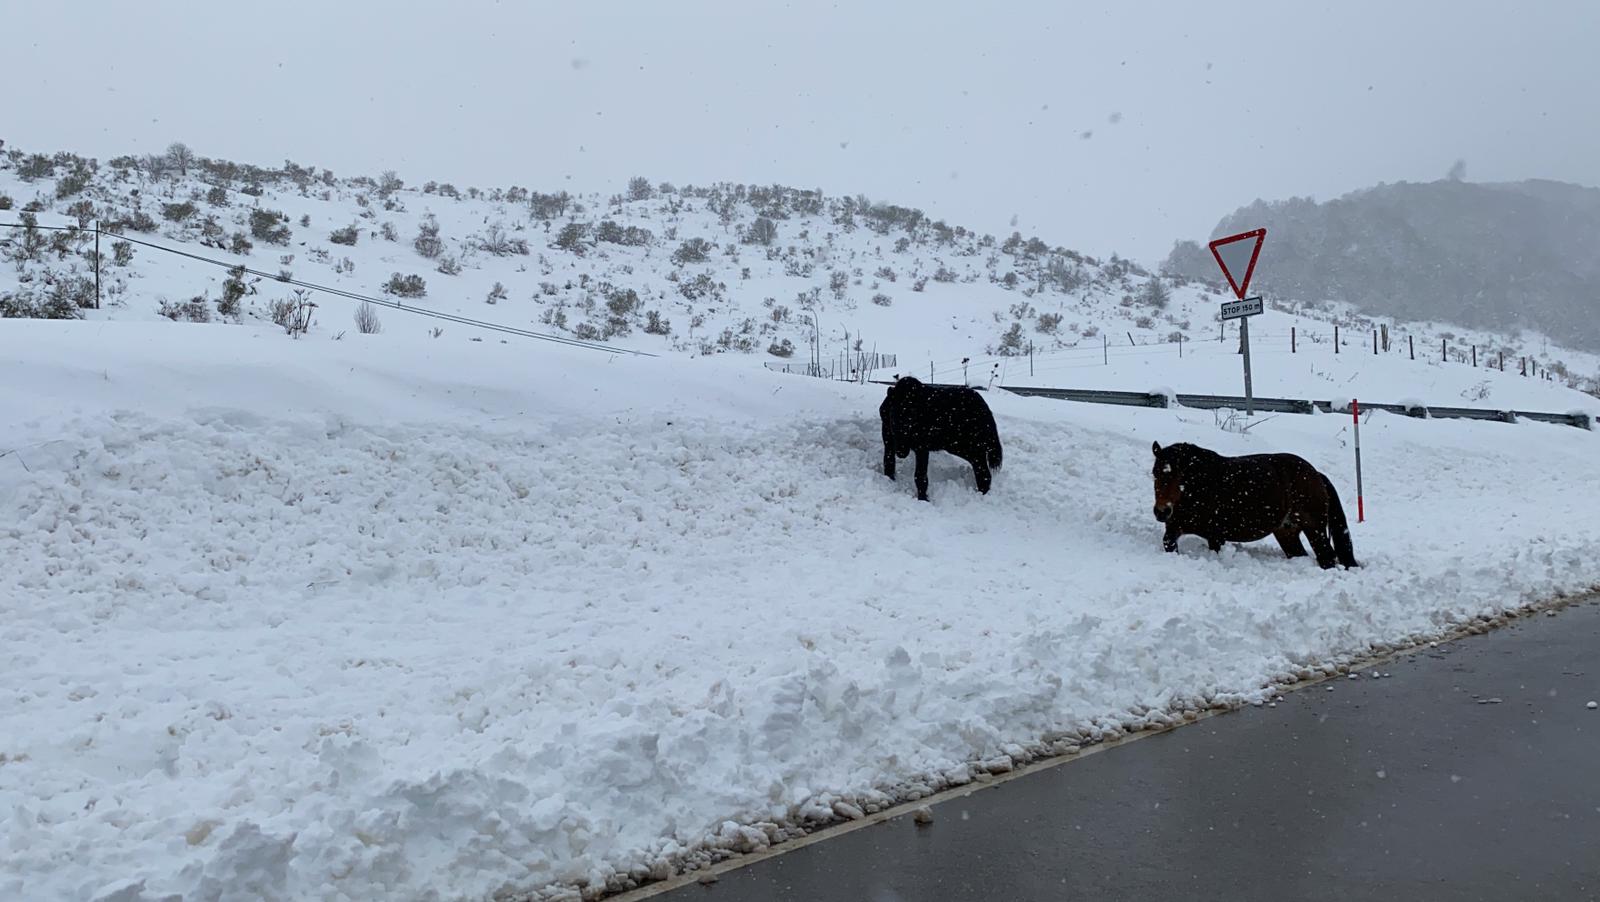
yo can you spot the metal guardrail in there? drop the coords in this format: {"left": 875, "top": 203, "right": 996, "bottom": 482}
{"left": 867, "top": 381, "right": 1595, "bottom": 430}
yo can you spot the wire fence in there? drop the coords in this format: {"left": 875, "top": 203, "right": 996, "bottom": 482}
{"left": 763, "top": 351, "right": 897, "bottom": 382}
{"left": 921, "top": 324, "right": 1574, "bottom": 387}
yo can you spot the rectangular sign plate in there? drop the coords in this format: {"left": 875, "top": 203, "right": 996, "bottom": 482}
{"left": 1220, "top": 296, "right": 1263, "bottom": 320}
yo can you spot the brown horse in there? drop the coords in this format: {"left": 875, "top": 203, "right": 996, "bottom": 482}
{"left": 1151, "top": 441, "right": 1359, "bottom": 569}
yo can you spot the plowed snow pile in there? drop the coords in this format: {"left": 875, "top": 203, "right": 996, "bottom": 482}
{"left": 4, "top": 321, "right": 1598, "bottom": 901}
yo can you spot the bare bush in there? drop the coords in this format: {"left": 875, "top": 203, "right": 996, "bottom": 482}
{"left": 355, "top": 301, "right": 383, "bottom": 334}
{"left": 271, "top": 288, "right": 316, "bottom": 337}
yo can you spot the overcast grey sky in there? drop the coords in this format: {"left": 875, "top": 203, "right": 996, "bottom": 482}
{"left": 8, "top": 1, "right": 1598, "bottom": 262}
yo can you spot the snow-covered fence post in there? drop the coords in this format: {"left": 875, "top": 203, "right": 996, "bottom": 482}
{"left": 1334, "top": 325, "right": 1339, "bottom": 354}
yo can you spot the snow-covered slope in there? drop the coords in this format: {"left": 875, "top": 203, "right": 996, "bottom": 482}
{"left": 4, "top": 143, "right": 1598, "bottom": 408}
{"left": 4, "top": 319, "right": 1599, "bottom": 901}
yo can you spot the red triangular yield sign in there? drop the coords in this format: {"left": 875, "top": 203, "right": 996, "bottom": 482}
{"left": 1208, "top": 228, "right": 1266, "bottom": 299}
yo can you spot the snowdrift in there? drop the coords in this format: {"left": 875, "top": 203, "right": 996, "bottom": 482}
{"left": 4, "top": 321, "right": 1599, "bottom": 901}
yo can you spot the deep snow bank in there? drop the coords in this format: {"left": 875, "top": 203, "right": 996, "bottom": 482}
{"left": 3, "top": 321, "right": 1598, "bottom": 901}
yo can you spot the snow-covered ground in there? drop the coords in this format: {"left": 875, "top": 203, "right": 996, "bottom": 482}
{"left": 5, "top": 318, "right": 1600, "bottom": 901}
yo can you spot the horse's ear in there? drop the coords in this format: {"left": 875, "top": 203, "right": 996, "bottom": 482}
{"left": 1152, "top": 441, "right": 1162, "bottom": 456}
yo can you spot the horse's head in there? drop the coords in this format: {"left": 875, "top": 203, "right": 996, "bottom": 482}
{"left": 1150, "top": 440, "right": 1188, "bottom": 522}
{"left": 882, "top": 376, "right": 925, "bottom": 432}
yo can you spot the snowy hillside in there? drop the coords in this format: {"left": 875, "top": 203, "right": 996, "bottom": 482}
{"left": 3, "top": 142, "right": 1598, "bottom": 407}
{"left": 5, "top": 318, "right": 1600, "bottom": 901}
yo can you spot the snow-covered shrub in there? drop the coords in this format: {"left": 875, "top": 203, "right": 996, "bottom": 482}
{"left": 413, "top": 215, "right": 443, "bottom": 259}
{"left": 217, "top": 265, "right": 249, "bottom": 319}
{"left": 162, "top": 202, "right": 197, "bottom": 223}
{"left": 249, "top": 209, "right": 291, "bottom": 245}
{"left": 329, "top": 224, "right": 359, "bottom": 246}
{"left": 554, "top": 222, "right": 589, "bottom": 255}
{"left": 383, "top": 273, "right": 426, "bottom": 298}
{"left": 672, "top": 238, "right": 712, "bottom": 265}
{"left": 159, "top": 295, "right": 212, "bottom": 323}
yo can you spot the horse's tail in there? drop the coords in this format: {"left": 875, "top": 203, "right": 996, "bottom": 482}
{"left": 985, "top": 413, "right": 1003, "bottom": 469}
{"left": 1320, "top": 473, "right": 1360, "bottom": 568}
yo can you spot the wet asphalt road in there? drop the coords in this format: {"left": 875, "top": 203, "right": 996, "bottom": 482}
{"left": 679, "top": 599, "right": 1600, "bottom": 902}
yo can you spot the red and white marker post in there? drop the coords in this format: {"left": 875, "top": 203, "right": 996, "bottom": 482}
{"left": 1352, "top": 398, "right": 1365, "bottom": 522}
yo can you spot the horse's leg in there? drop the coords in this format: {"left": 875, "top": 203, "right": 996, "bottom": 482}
{"left": 914, "top": 448, "right": 931, "bottom": 501}
{"left": 883, "top": 443, "right": 896, "bottom": 480}
{"left": 1162, "top": 522, "right": 1181, "bottom": 552}
{"left": 1206, "top": 536, "right": 1224, "bottom": 553}
{"left": 1302, "top": 520, "right": 1338, "bottom": 569}
{"left": 1274, "top": 528, "right": 1309, "bottom": 559}
{"left": 971, "top": 457, "right": 992, "bottom": 494}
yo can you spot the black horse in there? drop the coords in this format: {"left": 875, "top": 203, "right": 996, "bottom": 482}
{"left": 880, "top": 377, "right": 1003, "bottom": 501}
{"left": 1151, "top": 441, "right": 1359, "bottom": 569}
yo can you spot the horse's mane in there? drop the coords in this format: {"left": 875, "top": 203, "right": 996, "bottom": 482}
{"left": 1162, "top": 442, "right": 1223, "bottom": 467}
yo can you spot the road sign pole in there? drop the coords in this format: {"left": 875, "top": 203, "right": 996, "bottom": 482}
{"left": 1241, "top": 315, "right": 1254, "bottom": 416}
{"left": 1208, "top": 229, "right": 1266, "bottom": 416}
{"left": 1352, "top": 398, "right": 1364, "bottom": 523}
